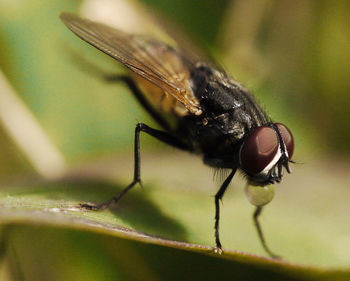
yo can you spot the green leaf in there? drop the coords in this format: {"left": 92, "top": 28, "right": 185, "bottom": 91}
{"left": 0, "top": 158, "right": 349, "bottom": 281}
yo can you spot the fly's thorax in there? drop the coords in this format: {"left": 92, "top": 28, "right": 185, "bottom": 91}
{"left": 182, "top": 108, "right": 266, "bottom": 170}
{"left": 238, "top": 123, "right": 294, "bottom": 186}
{"left": 190, "top": 65, "right": 269, "bottom": 134}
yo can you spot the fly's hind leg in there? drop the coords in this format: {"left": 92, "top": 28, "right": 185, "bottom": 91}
{"left": 81, "top": 123, "right": 190, "bottom": 210}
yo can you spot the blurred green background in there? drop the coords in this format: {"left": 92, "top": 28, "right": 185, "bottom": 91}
{"left": 0, "top": 0, "right": 350, "bottom": 280}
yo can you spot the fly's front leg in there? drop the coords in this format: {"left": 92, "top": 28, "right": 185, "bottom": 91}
{"left": 81, "top": 123, "right": 189, "bottom": 210}
{"left": 253, "top": 206, "right": 280, "bottom": 259}
{"left": 214, "top": 168, "right": 236, "bottom": 253}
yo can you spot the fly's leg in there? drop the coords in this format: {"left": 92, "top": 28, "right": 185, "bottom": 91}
{"left": 253, "top": 206, "right": 280, "bottom": 259}
{"left": 81, "top": 123, "right": 189, "bottom": 210}
{"left": 214, "top": 169, "right": 236, "bottom": 253}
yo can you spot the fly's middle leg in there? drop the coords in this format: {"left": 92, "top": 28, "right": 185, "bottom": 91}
{"left": 80, "top": 123, "right": 189, "bottom": 210}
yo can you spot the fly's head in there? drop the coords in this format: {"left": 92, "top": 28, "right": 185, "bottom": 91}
{"left": 239, "top": 123, "right": 294, "bottom": 187}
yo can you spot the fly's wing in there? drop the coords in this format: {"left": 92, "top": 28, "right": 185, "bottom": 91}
{"left": 60, "top": 12, "right": 203, "bottom": 115}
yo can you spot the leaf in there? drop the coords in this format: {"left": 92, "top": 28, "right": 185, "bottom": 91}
{"left": 0, "top": 166, "right": 349, "bottom": 281}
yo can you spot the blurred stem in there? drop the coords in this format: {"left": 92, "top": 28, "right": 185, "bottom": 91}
{"left": 0, "top": 70, "right": 67, "bottom": 179}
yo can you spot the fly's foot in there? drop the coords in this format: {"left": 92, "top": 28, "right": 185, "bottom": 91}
{"left": 79, "top": 197, "right": 115, "bottom": 210}
{"left": 213, "top": 246, "right": 223, "bottom": 255}
{"left": 79, "top": 202, "right": 102, "bottom": 211}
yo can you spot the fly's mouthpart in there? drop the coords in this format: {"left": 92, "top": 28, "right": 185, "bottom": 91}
{"left": 284, "top": 161, "right": 291, "bottom": 173}
{"left": 282, "top": 154, "right": 291, "bottom": 174}
{"left": 277, "top": 162, "right": 283, "bottom": 178}
{"left": 268, "top": 153, "right": 291, "bottom": 184}
{"left": 268, "top": 165, "right": 281, "bottom": 184}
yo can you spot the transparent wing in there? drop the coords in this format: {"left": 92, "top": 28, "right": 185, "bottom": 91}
{"left": 60, "top": 12, "right": 202, "bottom": 115}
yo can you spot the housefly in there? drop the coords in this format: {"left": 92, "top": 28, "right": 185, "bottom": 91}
{"left": 60, "top": 12, "right": 294, "bottom": 258}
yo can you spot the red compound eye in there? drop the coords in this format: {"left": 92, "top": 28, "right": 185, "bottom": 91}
{"left": 240, "top": 126, "right": 279, "bottom": 174}
{"left": 275, "top": 123, "right": 294, "bottom": 159}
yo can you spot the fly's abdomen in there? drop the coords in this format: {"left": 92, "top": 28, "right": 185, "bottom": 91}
{"left": 132, "top": 74, "right": 189, "bottom": 116}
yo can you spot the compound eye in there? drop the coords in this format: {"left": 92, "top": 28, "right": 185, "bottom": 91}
{"left": 275, "top": 123, "right": 294, "bottom": 159}
{"left": 241, "top": 127, "right": 279, "bottom": 174}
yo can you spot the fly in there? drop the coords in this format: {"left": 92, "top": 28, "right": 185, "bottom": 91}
{"left": 60, "top": 12, "right": 295, "bottom": 258}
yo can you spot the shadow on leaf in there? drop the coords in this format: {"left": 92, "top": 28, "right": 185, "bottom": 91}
{"left": 20, "top": 178, "right": 189, "bottom": 243}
